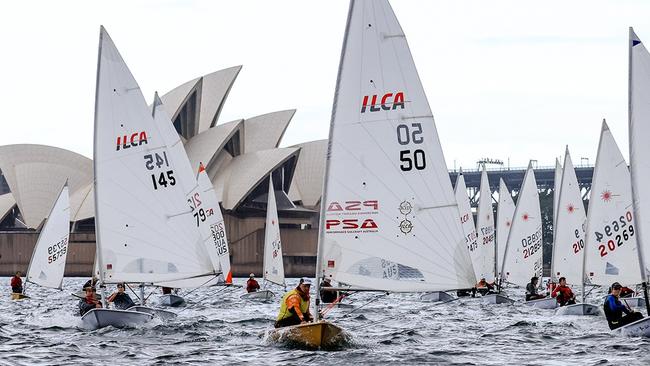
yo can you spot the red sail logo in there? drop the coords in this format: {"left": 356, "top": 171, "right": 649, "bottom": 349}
{"left": 360, "top": 92, "right": 405, "bottom": 113}
{"left": 116, "top": 131, "right": 148, "bottom": 151}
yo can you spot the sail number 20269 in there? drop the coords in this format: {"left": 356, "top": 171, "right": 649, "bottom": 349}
{"left": 596, "top": 211, "right": 634, "bottom": 257}
{"left": 397, "top": 123, "right": 426, "bottom": 171}
{"left": 144, "top": 152, "right": 176, "bottom": 190}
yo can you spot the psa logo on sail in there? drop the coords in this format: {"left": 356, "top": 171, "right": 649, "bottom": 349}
{"left": 325, "top": 200, "right": 379, "bottom": 233}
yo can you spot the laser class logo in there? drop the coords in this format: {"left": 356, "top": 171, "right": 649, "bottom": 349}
{"left": 116, "top": 131, "right": 148, "bottom": 151}
{"left": 360, "top": 91, "right": 405, "bottom": 113}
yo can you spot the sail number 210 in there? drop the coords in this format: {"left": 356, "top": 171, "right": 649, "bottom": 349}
{"left": 144, "top": 152, "right": 176, "bottom": 190}
{"left": 397, "top": 123, "right": 426, "bottom": 171}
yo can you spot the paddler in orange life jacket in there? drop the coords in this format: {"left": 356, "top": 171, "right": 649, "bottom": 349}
{"left": 551, "top": 277, "right": 576, "bottom": 306}
{"left": 275, "top": 277, "right": 313, "bottom": 328}
{"left": 246, "top": 273, "right": 260, "bottom": 293}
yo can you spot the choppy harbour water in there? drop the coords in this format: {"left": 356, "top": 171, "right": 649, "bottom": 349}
{"left": 0, "top": 278, "right": 648, "bottom": 365}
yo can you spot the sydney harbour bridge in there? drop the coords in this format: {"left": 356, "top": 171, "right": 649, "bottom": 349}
{"left": 450, "top": 163, "right": 595, "bottom": 207}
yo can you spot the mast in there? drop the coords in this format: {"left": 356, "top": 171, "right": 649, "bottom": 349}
{"left": 628, "top": 27, "right": 650, "bottom": 313}
{"left": 93, "top": 26, "right": 108, "bottom": 307}
{"left": 315, "top": 0, "right": 354, "bottom": 318}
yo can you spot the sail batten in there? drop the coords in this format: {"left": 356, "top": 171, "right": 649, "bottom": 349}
{"left": 317, "top": 0, "right": 475, "bottom": 293}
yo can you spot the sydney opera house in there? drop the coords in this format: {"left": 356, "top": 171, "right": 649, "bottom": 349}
{"left": 0, "top": 66, "right": 326, "bottom": 277}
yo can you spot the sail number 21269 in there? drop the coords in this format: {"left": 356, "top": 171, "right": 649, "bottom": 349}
{"left": 397, "top": 123, "right": 426, "bottom": 171}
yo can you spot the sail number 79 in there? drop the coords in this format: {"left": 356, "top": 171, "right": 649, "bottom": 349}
{"left": 397, "top": 123, "right": 426, "bottom": 171}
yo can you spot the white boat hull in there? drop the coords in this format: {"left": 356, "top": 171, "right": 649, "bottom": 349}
{"left": 481, "top": 293, "right": 515, "bottom": 304}
{"left": 128, "top": 306, "right": 177, "bottom": 320}
{"left": 159, "top": 294, "right": 185, "bottom": 307}
{"left": 240, "top": 289, "right": 275, "bottom": 301}
{"left": 622, "top": 296, "right": 646, "bottom": 308}
{"left": 524, "top": 297, "right": 559, "bottom": 309}
{"left": 420, "top": 291, "right": 454, "bottom": 302}
{"left": 615, "top": 316, "right": 650, "bottom": 337}
{"left": 555, "top": 303, "right": 601, "bottom": 316}
{"left": 81, "top": 308, "right": 153, "bottom": 330}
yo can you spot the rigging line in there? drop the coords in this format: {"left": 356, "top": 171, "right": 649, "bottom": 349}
{"left": 320, "top": 291, "right": 357, "bottom": 318}
{"left": 178, "top": 275, "right": 221, "bottom": 297}
{"left": 176, "top": 282, "right": 235, "bottom": 313}
{"left": 340, "top": 292, "right": 389, "bottom": 319}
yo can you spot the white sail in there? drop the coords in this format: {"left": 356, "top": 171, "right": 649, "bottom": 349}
{"left": 501, "top": 163, "right": 543, "bottom": 287}
{"left": 496, "top": 178, "right": 515, "bottom": 277}
{"left": 152, "top": 93, "right": 231, "bottom": 285}
{"left": 551, "top": 148, "right": 586, "bottom": 285}
{"left": 629, "top": 27, "right": 650, "bottom": 282}
{"left": 454, "top": 173, "right": 479, "bottom": 280}
{"left": 475, "top": 166, "right": 496, "bottom": 282}
{"left": 263, "top": 176, "right": 285, "bottom": 287}
{"left": 553, "top": 158, "right": 562, "bottom": 231}
{"left": 317, "top": 0, "right": 476, "bottom": 292}
{"left": 93, "top": 27, "right": 213, "bottom": 284}
{"left": 196, "top": 164, "right": 232, "bottom": 284}
{"left": 584, "top": 121, "right": 641, "bottom": 286}
{"left": 25, "top": 183, "right": 70, "bottom": 290}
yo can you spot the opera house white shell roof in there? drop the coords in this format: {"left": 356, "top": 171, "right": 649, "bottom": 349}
{"left": 0, "top": 67, "right": 327, "bottom": 228}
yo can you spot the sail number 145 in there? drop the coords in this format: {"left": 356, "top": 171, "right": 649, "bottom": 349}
{"left": 397, "top": 123, "right": 426, "bottom": 171}
{"left": 144, "top": 152, "right": 176, "bottom": 190}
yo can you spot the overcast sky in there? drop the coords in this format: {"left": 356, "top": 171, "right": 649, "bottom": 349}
{"left": 1, "top": 1, "right": 649, "bottom": 170}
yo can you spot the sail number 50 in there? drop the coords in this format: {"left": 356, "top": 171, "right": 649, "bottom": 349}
{"left": 397, "top": 123, "right": 426, "bottom": 171}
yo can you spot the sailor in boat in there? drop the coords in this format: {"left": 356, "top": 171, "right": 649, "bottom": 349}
{"left": 551, "top": 277, "right": 576, "bottom": 306}
{"left": 604, "top": 282, "right": 644, "bottom": 330}
{"left": 275, "top": 277, "right": 313, "bottom": 328}
{"left": 78, "top": 286, "right": 102, "bottom": 316}
{"left": 525, "top": 276, "right": 546, "bottom": 301}
{"left": 320, "top": 278, "right": 338, "bottom": 303}
{"left": 10, "top": 271, "right": 23, "bottom": 294}
{"left": 161, "top": 286, "right": 173, "bottom": 295}
{"left": 474, "top": 278, "right": 496, "bottom": 296}
{"left": 246, "top": 273, "right": 260, "bottom": 293}
{"left": 106, "top": 283, "right": 136, "bottom": 310}
{"left": 82, "top": 277, "right": 97, "bottom": 291}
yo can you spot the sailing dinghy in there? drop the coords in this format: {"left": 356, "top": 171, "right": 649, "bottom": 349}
{"left": 20, "top": 182, "right": 71, "bottom": 301}
{"left": 501, "top": 163, "right": 556, "bottom": 309}
{"left": 552, "top": 148, "right": 600, "bottom": 316}
{"left": 85, "top": 27, "right": 218, "bottom": 329}
{"left": 268, "top": 0, "right": 477, "bottom": 350}
{"left": 622, "top": 27, "right": 650, "bottom": 336}
{"left": 242, "top": 176, "right": 285, "bottom": 301}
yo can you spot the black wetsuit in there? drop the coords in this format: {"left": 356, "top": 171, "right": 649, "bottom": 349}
{"left": 604, "top": 294, "right": 644, "bottom": 330}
